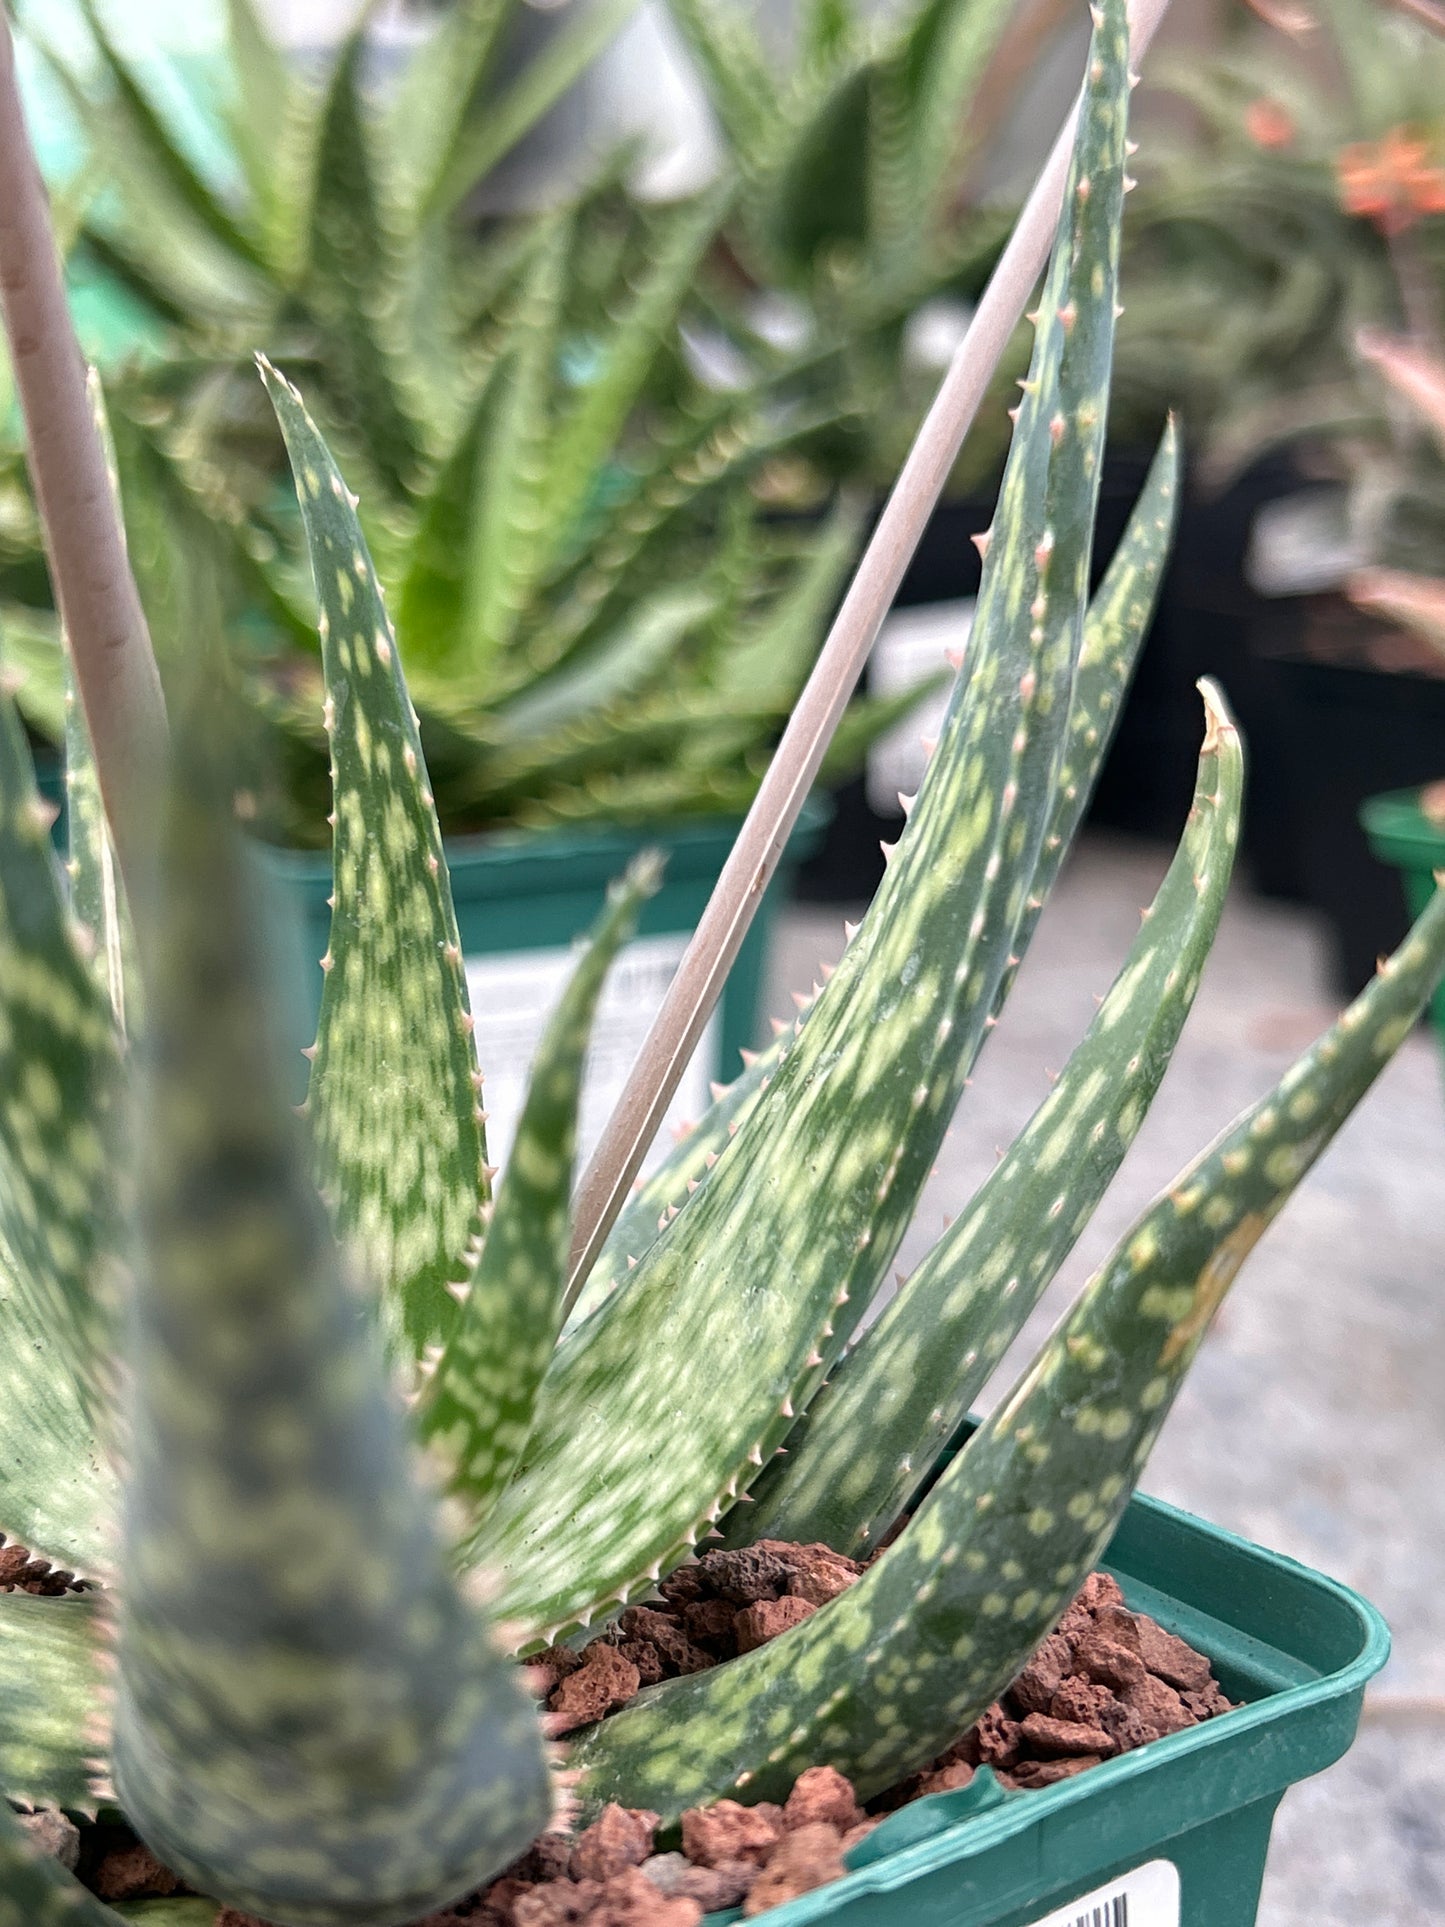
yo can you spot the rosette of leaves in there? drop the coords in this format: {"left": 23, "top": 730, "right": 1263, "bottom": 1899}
{"left": 5, "top": 9, "right": 1445, "bottom": 1923}
{"left": 657, "top": 0, "right": 1030, "bottom": 489}
{"left": 10, "top": 0, "right": 892, "bottom": 839}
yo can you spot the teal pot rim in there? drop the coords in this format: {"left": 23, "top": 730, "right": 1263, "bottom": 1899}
{"left": 252, "top": 795, "right": 833, "bottom": 894}
{"left": 731, "top": 1480, "right": 1387, "bottom": 1927}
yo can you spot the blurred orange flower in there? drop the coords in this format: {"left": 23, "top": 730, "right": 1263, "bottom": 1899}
{"left": 1245, "top": 98, "right": 1296, "bottom": 150}
{"left": 1337, "top": 128, "right": 1445, "bottom": 234}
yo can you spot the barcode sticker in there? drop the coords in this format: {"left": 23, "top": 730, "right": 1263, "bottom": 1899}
{"left": 1022, "top": 1858, "right": 1179, "bottom": 1927}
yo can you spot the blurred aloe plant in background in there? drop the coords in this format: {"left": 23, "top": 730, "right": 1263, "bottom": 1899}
{"left": 5, "top": 0, "right": 912, "bottom": 840}
{"left": 4, "top": 5, "right": 1445, "bottom": 1923}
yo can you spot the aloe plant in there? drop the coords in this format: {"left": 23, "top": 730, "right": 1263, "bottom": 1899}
{"left": 4, "top": 6, "right": 1445, "bottom": 1923}
{"left": 9, "top": 0, "right": 902, "bottom": 838}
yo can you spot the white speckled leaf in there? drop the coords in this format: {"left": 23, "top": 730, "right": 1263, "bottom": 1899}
{"left": 422, "top": 853, "right": 661, "bottom": 1524}
{"left": 577, "top": 774, "right": 1445, "bottom": 1823}
{"left": 0, "top": 1593, "right": 102, "bottom": 1813}
{"left": 472, "top": 0, "right": 1130, "bottom": 1641}
{"left": 0, "top": 686, "right": 119, "bottom": 1403}
{"left": 739, "top": 682, "right": 1244, "bottom": 1553}
{"left": 262, "top": 360, "right": 489, "bottom": 1362}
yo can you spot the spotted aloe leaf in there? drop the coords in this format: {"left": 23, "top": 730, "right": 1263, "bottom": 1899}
{"left": 262, "top": 359, "right": 489, "bottom": 1366}
{"left": 64, "top": 371, "right": 135, "bottom": 1037}
{"left": 0, "top": 1794, "right": 123, "bottom": 1925}
{"left": 0, "top": 1593, "right": 101, "bottom": 1813}
{"left": 0, "top": 683, "right": 119, "bottom": 1407}
{"left": 577, "top": 875, "right": 1445, "bottom": 1820}
{"left": 468, "top": 0, "right": 1132, "bottom": 1641}
{"left": 564, "top": 423, "right": 1178, "bottom": 1340}
{"left": 419, "top": 853, "right": 662, "bottom": 1523}
{"left": 737, "top": 681, "right": 1244, "bottom": 1554}
{"left": 0, "top": 1233, "right": 111, "bottom": 1580}
{"left": 111, "top": 730, "right": 551, "bottom": 1927}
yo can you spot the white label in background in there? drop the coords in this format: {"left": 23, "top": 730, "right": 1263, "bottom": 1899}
{"left": 1023, "top": 1859, "right": 1180, "bottom": 1927}
{"left": 866, "top": 599, "right": 974, "bottom": 817}
{"left": 465, "top": 934, "right": 720, "bottom": 1175}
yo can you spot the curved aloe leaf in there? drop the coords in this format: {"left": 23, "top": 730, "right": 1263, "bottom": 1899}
{"left": 737, "top": 682, "right": 1244, "bottom": 1553}
{"left": 305, "top": 34, "right": 431, "bottom": 500}
{"left": 263, "top": 361, "right": 489, "bottom": 1365}
{"left": 420, "top": 853, "right": 662, "bottom": 1523}
{"left": 576, "top": 870, "right": 1445, "bottom": 1820}
{"left": 0, "top": 1593, "right": 101, "bottom": 1813}
{"left": 0, "top": 1235, "right": 111, "bottom": 1580}
{"left": 471, "top": 0, "right": 1132, "bottom": 1641}
{"left": 65, "top": 372, "right": 135, "bottom": 1037}
{"left": 111, "top": 736, "right": 550, "bottom": 1927}
{"left": 0, "top": 688, "right": 118, "bottom": 1398}
{"left": 385, "top": 0, "right": 510, "bottom": 221}
{"left": 0, "top": 1796, "right": 123, "bottom": 1924}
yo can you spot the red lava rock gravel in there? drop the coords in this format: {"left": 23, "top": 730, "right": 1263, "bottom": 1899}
{"left": 66, "top": 1562, "right": 1234, "bottom": 1924}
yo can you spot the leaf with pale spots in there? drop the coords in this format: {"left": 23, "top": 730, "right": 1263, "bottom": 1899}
{"left": 577, "top": 856, "right": 1445, "bottom": 1824}
{"left": 113, "top": 735, "right": 550, "bottom": 1924}
{"left": 735, "top": 680, "right": 1243, "bottom": 1555}
{"left": 0, "top": 1594, "right": 102, "bottom": 1813}
{"left": 0, "top": 1796, "right": 125, "bottom": 1927}
{"left": 0, "top": 685, "right": 119, "bottom": 1409}
{"left": 423, "top": 853, "right": 661, "bottom": 1527}
{"left": 0, "top": 1232, "right": 112, "bottom": 1580}
{"left": 263, "top": 360, "right": 490, "bottom": 1363}
{"left": 64, "top": 371, "right": 135, "bottom": 1036}
{"left": 468, "top": 0, "right": 1133, "bottom": 1642}
{"left": 563, "top": 1024, "right": 789, "bottom": 1335}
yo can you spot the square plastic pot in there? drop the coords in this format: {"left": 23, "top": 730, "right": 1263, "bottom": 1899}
{"left": 732, "top": 1486, "right": 1387, "bottom": 1927}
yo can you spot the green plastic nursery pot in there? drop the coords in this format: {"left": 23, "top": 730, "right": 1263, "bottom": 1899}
{"left": 1361, "top": 786, "right": 1445, "bottom": 1066}
{"left": 257, "top": 802, "right": 828, "bottom": 1162}
{"left": 746, "top": 1488, "right": 1387, "bottom": 1927}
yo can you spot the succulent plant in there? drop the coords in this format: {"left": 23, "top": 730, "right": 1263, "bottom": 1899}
{"left": 4, "top": 5, "right": 1445, "bottom": 1924}
{"left": 660, "top": 0, "right": 1027, "bottom": 490}
{"left": 11, "top": 0, "right": 900, "bottom": 839}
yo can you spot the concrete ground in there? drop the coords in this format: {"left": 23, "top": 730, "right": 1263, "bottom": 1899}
{"left": 765, "top": 833, "right": 1445, "bottom": 1927}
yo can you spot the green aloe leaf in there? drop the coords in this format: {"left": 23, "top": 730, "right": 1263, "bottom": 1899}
{"left": 426, "top": 0, "right": 647, "bottom": 219}
{"left": 713, "top": 500, "right": 864, "bottom": 712}
{"left": 64, "top": 372, "right": 135, "bottom": 1037}
{"left": 662, "top": 0, "right": 782, "bottom": 165}
{"left": 420, "top": 854, "right": 661, "bottom": 1523}
{"left": 0, "top": 1234, "right": 111, "bottom": 1580}
{"left": 470, "top": 0, "right": 1131, "bottom": 1641}
{"left": 541, "top": 189, "right": 731, "bottom": 545}
{"left": 0, "top": 1796, "right": 124, "bottom": 1925}
{"left": 262, "top": 361, "right": 490, "bottom": 1366}
{"left": 223, "top": 0, "right": 296, "bottom": 233}
{"left": 738, "top": 681, "right": 1244, "bottom": 1554}
{"left": 111, "top": 725, "right": 550, "bottom": 1927}
{"left": 305, "top": 33, "right": 431, "bottom": 501}
{"left": 0, "top": 1593, "right": 101, "bottom": 1813}
{"left": 74, "top": 0, "right": 265, "bottom": 272}
{"left": 0, "top": 607, "right": 66, "bottom": 743}
{"left": 576, "top": 860, "right": 1445, "bottom": 1821}
{"left": 0, "top": 685, "right": 118, "bottom": 1399}
{"left": 385, "top": 0, "right": 511, "bottom": 220}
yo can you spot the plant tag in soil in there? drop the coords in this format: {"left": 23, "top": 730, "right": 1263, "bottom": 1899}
{"left": 466, "top": 933, "right": 720, "bottom": 1174}
{"left": 1022, "top": 1858, "right": 1180, "bottom": 1927}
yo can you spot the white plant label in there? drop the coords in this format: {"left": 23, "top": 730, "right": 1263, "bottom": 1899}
{"left": 1022, "top": 1858, "right": 1180, "bottom": 1927}
{"left": 866, "top": 599, "right": 974, "bottom": 816}
{"left": 466, "top": 933, "right": 720, "bottom": 1176}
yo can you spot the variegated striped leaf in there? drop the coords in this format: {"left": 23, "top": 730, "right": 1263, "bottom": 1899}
{"left": 737, "top": 681, "right": 1244, "bottom": 1553}
{"left": 469, "top": 0, "right": 1132, "bottom": 1640}
{"left": 575, "top": 830, "right": 1445, "bottom": 1821}
{"left": 112, "top": 733, "right": 550, "bottom": 1925}
{"left": 262, "top": 360, "right": 489, "bottom": 1364}
{"left": 420, "top": 853, "right": 662, "bottom": 1522}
